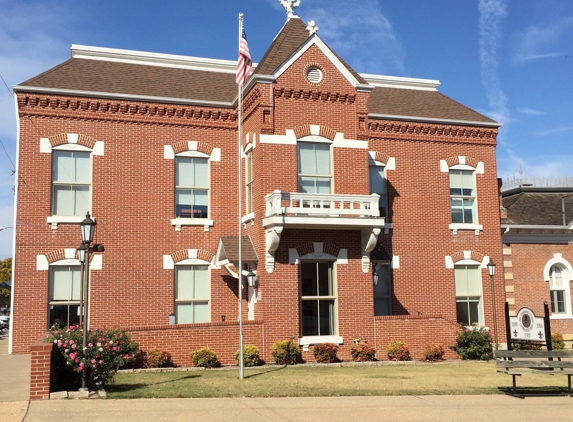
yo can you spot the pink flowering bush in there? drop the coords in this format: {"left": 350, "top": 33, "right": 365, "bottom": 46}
{"left": 47, "top": 325, "right": 139, "bottom": 390}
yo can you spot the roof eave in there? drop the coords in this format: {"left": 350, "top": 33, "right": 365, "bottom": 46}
{"left": 368, "top": 113, "right": 502, "bottom": 128}
{"left": 13, "top": 85, "right": 235, "bottom": 108}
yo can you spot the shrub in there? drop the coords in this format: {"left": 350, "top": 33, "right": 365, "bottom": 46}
{"left": 424, "top": 344, "right": 445, "bottom": 362}
{"left": 271, "top": 339, "right": 301, "bottom": 365}
{"left": 350, "top": 340, "right": 376, "bottom": 362}
{"left": 145, "top": 348, "right": 174, "bottom": 368}
{"left": 313, "top": 342, "right": 339, "bottom": 363}
{"left": 512, "top": 341, "right": 542, "bottom": 351}
{"left": 451, "top": 326, "right": 493, "bottom": 361}
{"left": 189, "top": 347, "right": 218, "bottom": 368}
{"left": 551, "top": 333, "right": 565, "bottom": 350}
{"left": 46, "top": 325, "right": 139, "bottom": 390}
{"left": 386, "top": 341, "right": 411, "bottom": 361}
{"left": 235, "top": 344, "right": 261, "bottom": 367}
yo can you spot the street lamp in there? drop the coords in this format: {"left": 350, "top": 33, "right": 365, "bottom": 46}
{"left": 78, "top": 212, "right": 104, "bottom": 391}
{"left": 247, "top": 270, "right": 257, "bottom": 287}
{"left": 487, "top": 259, "right": 498, "bottom": 350}
{"left": 373, "top": 271, "right": 379, "bottom": 286}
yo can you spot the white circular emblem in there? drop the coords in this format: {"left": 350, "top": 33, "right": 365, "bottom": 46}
{"left": 517, "top": 307, "right": 535, "bottom": 332}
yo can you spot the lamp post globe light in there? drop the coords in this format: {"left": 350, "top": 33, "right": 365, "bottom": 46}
{"left": 487, "top": 259, "right": 498, "bottom": 350}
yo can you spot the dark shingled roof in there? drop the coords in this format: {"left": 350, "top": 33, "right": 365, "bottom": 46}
{"left": 368, "top": 87, "right": 496, "bottom": 123}
{"left": 503, "top": 191, "right": 573, "bottom": 225}
{"left": 217, "top": 236, "right": 258, "bottom": 263}
{"left": 18, "top": 59, "right": 238, "bottom": 103}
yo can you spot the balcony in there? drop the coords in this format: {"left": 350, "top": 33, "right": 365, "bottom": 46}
{"left": 262, "top": 190, "right": 385, "bottom": 274}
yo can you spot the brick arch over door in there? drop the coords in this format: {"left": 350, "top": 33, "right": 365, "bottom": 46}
{"left": 450, "top": 250, "right": 484, "bottom": 264}
{"left": 48, "top": 133, "right": 97, "bottom": 149}
{"left": 171, "top": 141, "right": 214, "bottom": 156}
{"left": 292, "top": 125, "right": 337, "bottom": 141}
{"left": 296, "top": 242, "right": 340, "bottom": 258}
{"left": 445, "top": 155, "right": 479, "bottom": 169}
{"left": 170, "top": 249, "right": 214, "bottom": 264}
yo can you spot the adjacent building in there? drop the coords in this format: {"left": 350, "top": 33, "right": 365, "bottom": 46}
{"left": 10, "top": 10, "right": 504, "bottom": 363}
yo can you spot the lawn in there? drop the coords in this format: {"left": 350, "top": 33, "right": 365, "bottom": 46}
{"left": 105, "top": 361, "right": 572, "bottom": 399}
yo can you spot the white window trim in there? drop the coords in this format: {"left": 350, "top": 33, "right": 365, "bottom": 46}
{"left": 448, "top": 167, "right": 481, "bottom": 235}
{"left": 454, "top": 263, "right": 485, "bottom": 327}
{"left": 48, "top": 145, "right": 95, "bottom": 229}
{"left": 297, "top": 138, "right": 334, "bottom": 194}
{"left": 172, "top": 151, "right": 213, "bottom": 232}
{"left": 299, "top": 260, "right": 340, "bottom": 349}
{"left": 244, "top": 144, "right": 255, "bottom": 221}
{"left": 544, "top": 254, "right": 573, "bottom": 319}
{"left": 174, "top": 262, "right": 211, "bottom": 324}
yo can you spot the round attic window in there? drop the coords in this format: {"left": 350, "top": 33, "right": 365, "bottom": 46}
{"left": 306, "top": 66, "right": 323, "bottom": 83}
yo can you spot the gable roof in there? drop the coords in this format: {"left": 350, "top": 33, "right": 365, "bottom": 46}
{"left": 215, "top": 236, "right": 258, "bottom": 266}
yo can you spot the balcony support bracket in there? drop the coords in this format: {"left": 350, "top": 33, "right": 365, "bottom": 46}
{"left": 361, "top": 227, "right": 381, "bottom": 273}
{"left": 265, "top": 226, "right": 283, "bottom": 273}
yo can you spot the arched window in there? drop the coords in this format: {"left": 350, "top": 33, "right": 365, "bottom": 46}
{"left": 549, "top": 265, "right": 568, "bottom": 314}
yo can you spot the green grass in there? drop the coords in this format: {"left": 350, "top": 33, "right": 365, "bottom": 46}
{"left": 104, "top": 361, "right": 572, "bottom": 399}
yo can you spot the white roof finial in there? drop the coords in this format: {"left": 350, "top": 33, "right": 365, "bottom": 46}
{"left": 279, "top": 0, "right": 301, "bottom": 20}
{"left": 306, "top": 20, "right": 319, "bottom": 36}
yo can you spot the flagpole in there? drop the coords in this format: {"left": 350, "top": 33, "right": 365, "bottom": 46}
{"left": 237, "top": 12, "right": 245, "bottom": 381}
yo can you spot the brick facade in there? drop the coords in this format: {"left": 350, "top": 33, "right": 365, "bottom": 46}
{"left": 12, "top": 18, "right": 504, "bottom": 368}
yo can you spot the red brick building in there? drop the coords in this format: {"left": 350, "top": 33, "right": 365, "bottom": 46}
{"left": 11, "top": 14, "right": 503, "bottom": 364}
{"left": 501, "top": 186, "right": 573, "bottom": 341}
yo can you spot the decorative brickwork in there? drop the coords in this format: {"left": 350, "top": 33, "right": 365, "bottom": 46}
{"left": 445, "top": 155, "right": 479, "bottom": 168}
{"left": 373, "top": 151, "right": 390, "bottom": 165}
{"left": 45, "top": 249, "right": 66, "bottom": 264}
{"left": 450, "top": 250, "right": 484, "bottom": 263}
{"left": 30, "top": 338, "right": 52, "bottom": 400}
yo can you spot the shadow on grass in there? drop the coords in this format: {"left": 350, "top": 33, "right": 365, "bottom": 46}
{"left": 498, "top": 386, "right": 572, "bottom": 398}
{"left": 243, "top": 365, "right": 287, "bottom": 379}
{"left": 106, "top": 373, "right": 202, "bottom": 393}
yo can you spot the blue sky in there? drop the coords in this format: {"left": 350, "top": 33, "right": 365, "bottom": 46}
{"left": 0, "top": 0, "right": 572, "bottom": 259}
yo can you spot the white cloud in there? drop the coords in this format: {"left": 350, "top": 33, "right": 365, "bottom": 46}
{"left": 517, "top": 107, "right": 546, "bottom": 116}
{"left": 498, "top": 150, "right": 573, "bottom": 181}
{"left": 478, "top": 0, "right": 509, "bottom": 124}
{"left": 534, "top": 126, "right": 573, "bottom": 137}
{"left": 514, "top": 16, "right": 573, "bottom": 64}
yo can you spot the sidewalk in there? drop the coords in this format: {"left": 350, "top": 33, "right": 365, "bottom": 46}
{"left": 0, "top": 332, "right": 30, "bottom": 422}
{"left": 20, "top": 395, "right": 573, "bottom": 421}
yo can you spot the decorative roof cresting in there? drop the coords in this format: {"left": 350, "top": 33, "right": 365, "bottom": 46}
{"left": 280, "top": 0, "right": 301, "bottom": 20}
{"left": 306, "top": 20, "right": 319, "bottom": 36}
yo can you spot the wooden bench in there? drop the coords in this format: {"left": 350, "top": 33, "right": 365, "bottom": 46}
{"left": 495, "top": 350, "right": 573, "bottom": 397}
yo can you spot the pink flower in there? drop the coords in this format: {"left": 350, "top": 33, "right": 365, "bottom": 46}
{"left": 75, "top": 358, "right": 79, "bottom": 363}
{"left": 91, "top": 359, "right": 96, "bottom": 364}
{"left": 65, "top": 349, "right": 69, "bottom": 353}
{"left": 124, "top": 354, "right": 129, "bottom": 359}
{"left": 109, "top": 340, "right": 113, "bottom": 345}
{"left": 72, "top": 344, "right": 76, "bottom": 349}
{"left": 88, "top": 343, "right": 93, "bottom": 348}
{"left": 93, "top": 365, "right": 97, "bottom": 369}
{"left": 99, "top": 347, "right": 103, "bottom": 352}
{"left": 96, "top": 342, "right": 101, "bottom": 347}
{"left": 54, "top": 330, "right": 59, "bottom": 335}
{"left": 99, "top": 360, "right": 103, "bottom": 364}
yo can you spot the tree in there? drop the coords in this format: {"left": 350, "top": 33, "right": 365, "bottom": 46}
{"left": 0, "top": 257, "right": 11, "bottom": 308}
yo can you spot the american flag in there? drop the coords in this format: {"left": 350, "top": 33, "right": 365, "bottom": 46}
{"left": 236, "top": 28, "right": 252, "bottom": 87}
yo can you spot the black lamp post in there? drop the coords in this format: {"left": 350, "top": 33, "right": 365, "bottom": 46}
{"left": 487, "top": 259, "right": 498, "bottom": 350}
{"left": 79, "top": 212, "right": 96, "bottom": 391}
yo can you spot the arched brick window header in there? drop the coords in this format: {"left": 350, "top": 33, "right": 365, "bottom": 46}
{"left": 171, "top": 249, "right": 214, "bottom": 264}
{"left": 445, "top": 156, "right": 479, "bottom": 169}
{"left": 293, "top": 125, "right": 337, "bottom": 141}
{"left": 451, "top": 250, "right": 484, "bottom": 264}
{"left": 49, "top": 133, "right": 97, "bottom": 150}
{"left": 46, "top": 249, "right": 67, "bottom": 264}
{"left": 296, "top": 242, "right": 340, "bottom": 258}
{"left": 172, "top": 141, "right": 214, "bottom": 156}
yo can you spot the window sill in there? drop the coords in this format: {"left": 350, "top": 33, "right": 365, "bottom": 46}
{"left": 449, "top": 223, "right": 483, "bottom": 236}
{"left": 171, "top": 218, "right": 214, "bottom": 232}
{"left": 47, "top": 215, "right": 86, "bottom": 229}
{"left": 299, "top": 335, "right": 343, "bottom": 351}
{"left": 549, "top": 314, "right": 573, "bottom": 320}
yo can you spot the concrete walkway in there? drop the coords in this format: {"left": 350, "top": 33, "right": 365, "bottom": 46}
{"left": 19, "top": 395, "right": 573, "bottom": 421}
{"left": 0, "top": 332, "right": 30, "bottom": 422}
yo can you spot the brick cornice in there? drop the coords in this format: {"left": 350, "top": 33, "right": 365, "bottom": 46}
{"left": 273, "top": 88, "right": 356, "bottom": 104}
{"left": 368, "top": 120, "right": 497, "bottom": 141}
{"left": 17, "top": 94, "right": 238, "bottom": 129}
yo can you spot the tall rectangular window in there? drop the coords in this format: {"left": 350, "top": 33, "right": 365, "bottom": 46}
{"left": 175, "top": 157, "right": 208, "bottom": 218}
{"left": 175, "top": 266, "right": 209, "bottom": 323}
{"left": 49, "top": 266, "right": 81, "bottom": 327}
{"left": 369, "top": 165, "right": 388, "bottom": 219}
{"left": 52, "top": 151, "right": 91, "bottom": 216}
{"left": 455, "top": 265, "right": 482, "bottom": 326}
{"left": 549, "top": 266, "right": 566, "bottom": 314}
{"left": 300, "top": 262, "right": 336, "bottom": 336}
{"left": 245, "top": 149, "right": 254, "bottom": 214}
{"left": 374, "top": 265, "right": 391, "bottom": 316}
{"left": 449, "top": 170, "right": 476, "bottom": 224}
{"left": 298, "top": 142, "right": 331, "bottom": 194}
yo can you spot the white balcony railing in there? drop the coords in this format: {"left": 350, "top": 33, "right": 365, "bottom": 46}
{"left": 265, "top": 190, "right": 380, "bottom": 218}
